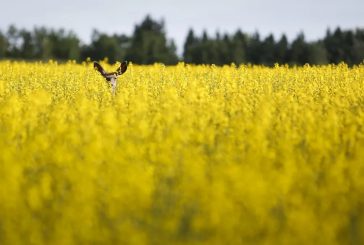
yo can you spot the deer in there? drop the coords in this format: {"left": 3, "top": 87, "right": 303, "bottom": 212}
{"left": 94, "top": 61, "right": 128, "bottom": 94}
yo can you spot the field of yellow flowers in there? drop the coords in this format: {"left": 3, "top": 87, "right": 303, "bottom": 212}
{"left": 0, "top": 60, "right": 364, "bottom": 244}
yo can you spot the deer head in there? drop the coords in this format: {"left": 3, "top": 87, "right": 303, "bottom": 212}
{"left": 94, "top": 61, "right": 128, "bottom": 93}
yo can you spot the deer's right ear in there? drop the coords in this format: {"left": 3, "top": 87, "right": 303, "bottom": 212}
{"left": 94, "top": 62, "right": 107, "bottom": 77}
{"left": 116, "top": 61, "right": 128, "bottom": 76}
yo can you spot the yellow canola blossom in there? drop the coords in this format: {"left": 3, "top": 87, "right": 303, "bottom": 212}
{"left": 0, "top": 61, "right": 364, "bottom": 244}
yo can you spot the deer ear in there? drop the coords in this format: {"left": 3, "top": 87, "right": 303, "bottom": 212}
{"left": 94, "top": 62, "right": 107, "bottom": 77}
{"left": 116, "top": 61, "right": 128, "bottom": 76}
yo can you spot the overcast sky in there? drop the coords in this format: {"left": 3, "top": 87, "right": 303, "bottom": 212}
{"left": 1, "top": 0, "right": 363, "bottom": 54}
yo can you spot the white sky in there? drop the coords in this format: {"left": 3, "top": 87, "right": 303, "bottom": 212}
{"left": 1, "top": 0, "right": 363, "bottom": 54}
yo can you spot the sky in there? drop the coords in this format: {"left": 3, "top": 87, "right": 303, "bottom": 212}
{"left": 1, "top": 0, "right": 363, "bottom": 54}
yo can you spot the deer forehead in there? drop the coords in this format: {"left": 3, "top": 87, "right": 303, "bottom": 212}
{"left": 108, "top": 73, "right": 117, "bottom": 78}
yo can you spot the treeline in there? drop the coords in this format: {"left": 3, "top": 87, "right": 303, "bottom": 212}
{"left": 1, "top": 15, "right": 364, "bottom": 65}
{"left": 184, "top": 30, "right": 364, "bottom": 65}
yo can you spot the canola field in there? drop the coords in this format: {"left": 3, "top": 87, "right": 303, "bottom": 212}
{"left": 0, "top": 61, "right": 364, "bottom": 244}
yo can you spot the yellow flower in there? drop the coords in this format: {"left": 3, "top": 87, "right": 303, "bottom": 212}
{"left": 0, "top": 60, "right": 364, "bottom": 244}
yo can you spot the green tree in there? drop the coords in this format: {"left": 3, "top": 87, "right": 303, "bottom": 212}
{"left": 6, "top": 25, "right": 21, "bottom": 58}
{"left": 261, "top": 34, "right": 275, "bottom": 65}
{"left": 82, "top": 30, "right": 129, "bottom": 63}
{"left": 275, "top": 34, "right": 288, "bottom": 64}
{"left": 47, "top": 29, "right": 80, "bottom": 60}
{"left": 183, "top": 29, "right": 198, "bottom": 63}
{"left": 19, "top": 29, "right": 35, "bottom": 59}
{"left": 230, "top": 30, "right": 247, "bottom": 64}
{"left": 246, "top": 32, "right": 262, "bottom": 64}
{"left": 324, "top": 27, "right": 345, "bottom": 64}
{"left": 31, "top": 27, "right": 52, "bottom": 60}
{"left": 289, "top": 32, "right": 310, "bottom": 65}
{"left": 125, "top": 15, "right": 178, "bottom": 65}
{"left": 352, "top": 29, "right": 364, "bottom": 64}
{"left": 0, "top": 31, "right": 7, "bottom": 58}
{"left": 217, "top": 34, "right": 230, "bottom": 65}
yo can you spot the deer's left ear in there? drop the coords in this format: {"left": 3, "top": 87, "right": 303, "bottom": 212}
{"left": 94, "top": 62, "right": 107, "bottom": 77}
{"left": 116, "top": 61, "right": 128, "bottom": 76}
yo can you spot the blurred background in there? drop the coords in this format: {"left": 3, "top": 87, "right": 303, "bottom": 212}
{"left": 0, "top": 0, "right": 363, "bottom": 65}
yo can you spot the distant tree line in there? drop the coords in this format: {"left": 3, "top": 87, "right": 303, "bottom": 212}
{"left": 184, "top": 28, "right": 364, "bottom": 66}
{"left": 0, "top": 15, "right": 364, "bottom": 65}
